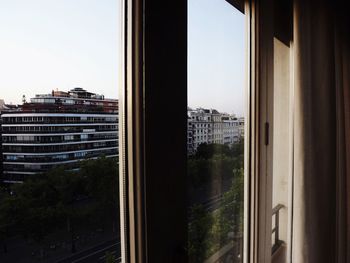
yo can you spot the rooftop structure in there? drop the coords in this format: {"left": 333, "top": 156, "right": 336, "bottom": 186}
{"left": 24, "top": 87, "right": 118, "bottom": 113}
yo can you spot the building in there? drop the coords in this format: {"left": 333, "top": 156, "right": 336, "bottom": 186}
{"left": 0, "top": 104, "right": 3, "bottom": 182}
{"left": 0, "top": 100, "right": 20, "bottom": 183}
{"left": 0, "top": 99, "right": 5, "bottom": 110}
{"left": 0, "top": 88, "right": 118, "bottom": 183}
{"left": 187, "top": 108, "right": 244, "bottom": 154}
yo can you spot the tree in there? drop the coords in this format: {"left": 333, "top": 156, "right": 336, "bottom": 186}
{"left": 187, "top": 140, "right": 244, "bottom": 260}
{"left": 194, "top": 143, "right": 231, "bottom": 160}
{"left": 0, "top": 157, "right": 119, "bottom": 257}
{"left": 218, "top": 168, "right": 244, "bottom": 239}
{"left": 188, "top": 204, "right": 213, "bottom": 262}
{"left": 81, "top": 157, "right": 119, "bottom": 232}
{"left": 105, "top": 251, "right": 116, "bottom": 263}
{"left": 0, "top": 167, "right": 89, "bottom": 255}
{"left": 1, "top": 173, "right": 65, "bottom": 257}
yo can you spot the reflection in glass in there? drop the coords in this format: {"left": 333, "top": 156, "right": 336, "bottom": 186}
{"left": 187, "top": 0, "right": 245, "bottom": 262}
{"left": 271, "top": 37, "right": 291, "bottom": 259}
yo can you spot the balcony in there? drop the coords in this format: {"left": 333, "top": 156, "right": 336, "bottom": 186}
{"left": 3, "top": 150, "right": 118, "bottom": 163}
{"left": 2, "top": 142, "right": 118, "bottom": 154}
{"left": 1, "top": 128, "right": 117, "bottom": 134}
{"left": 2, "top": 120, "right": 118, "bottom": 125}
{"left": 2, "top": 136, "right": 118, "bottom": 145}
{"left": 272, "top": 204, "right": 286, "bottom": 263}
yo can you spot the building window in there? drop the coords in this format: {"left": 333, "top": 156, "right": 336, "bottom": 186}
{"left": 64, "top": 135, "right": 74, "bottom": 141}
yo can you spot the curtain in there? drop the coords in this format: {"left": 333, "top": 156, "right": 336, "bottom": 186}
{"left": 334, "top": 6, "right": 350, "bottom": 262}
{"left": 292, "top": 0, "right": 350, "bottom": 262}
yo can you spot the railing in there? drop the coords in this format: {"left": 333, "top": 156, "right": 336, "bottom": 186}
{"left": 3, "top": 151, "right": 118, "bottom": 164}
{"left": 1, "top": 128, "right": 117, "bottom": 134}
{"left": 2, "top": 120, "right": 118, "bottom": 125}
{"left": 3, "top": 142, "right": 118, "bottom": 153}
{"left": 272, "top": 204, "right": 284, "bottom": 254}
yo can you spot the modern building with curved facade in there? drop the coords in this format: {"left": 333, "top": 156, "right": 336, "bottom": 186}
{"left": 1, "top": 88, "right": 118, "bottom": 183}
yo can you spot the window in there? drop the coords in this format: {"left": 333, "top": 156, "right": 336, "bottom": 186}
{"left": 0, "top": 1, "right": 121, "bottom": 262}
{"left": 74, "top": 152, "right": 87, "bottom": 158}
{"left": 64, "top": 135, "right": 74, "bottom": 141}
{"left": 120, "top": 0, "right": 254, "bottom": 261}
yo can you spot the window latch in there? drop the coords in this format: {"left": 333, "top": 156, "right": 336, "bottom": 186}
{"left": 265, "top": 122, "right": 269, "bottom": 146}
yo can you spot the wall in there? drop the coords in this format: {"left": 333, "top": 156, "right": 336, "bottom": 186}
{"left": 272, "top": 37, "right": 291, "bottom": 248}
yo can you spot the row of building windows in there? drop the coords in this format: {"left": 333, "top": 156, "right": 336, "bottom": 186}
{"left": 2, "top": 133, "right": 118, "bottom": 143}
{"left": 3, "top": 149, "right": 118, "bottom": 163}
{"left": 2, "top": 125, "right": 118, "bottom": 133}
{"left": 4, "top": 162, "right": 82, "bottom": 172}
{"left": 3, "top": 141, "right": 118, "bottom": 153}
{"left": 2, "top": 116, "right": 118, "bottom": 124}
{"left": 30, "top": 98, "right": 117, "bottom": 107}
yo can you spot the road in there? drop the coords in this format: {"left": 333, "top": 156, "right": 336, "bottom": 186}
{"left": 55, "top": 239, "right": 121, "bottom": 263}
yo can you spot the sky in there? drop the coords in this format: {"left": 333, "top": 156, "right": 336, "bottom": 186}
{"left": 0, "top": 0, "right": 245, "bottom": 116}
{"left": 188, "top": 0, "right": 245, "bottom": 116}
{"left": 0, "top": 0, "right": 120, "bottom": 104}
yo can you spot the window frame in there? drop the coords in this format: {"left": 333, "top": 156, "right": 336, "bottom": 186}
{"left": 249, "top": 0, "right": 281, "bottom": 262}
{"left": 118, "top": 0, "right": 274, "bottom": 262}
{"left": 120, "top": 0, "right": 188, "bottom": 262}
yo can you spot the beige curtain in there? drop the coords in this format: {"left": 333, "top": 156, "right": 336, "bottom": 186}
{"left": 292, "top": 0, "right": 350, "bottom": 262}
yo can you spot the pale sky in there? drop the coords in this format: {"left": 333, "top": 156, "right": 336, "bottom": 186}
{"left": 0, "top": 0, "right": 120, "bottom": 104}
{"left": 0, "top": 0, "right": 245, "bottom": 116}
{"left": 188, "top": 0, "right": 245, "bottom": 116}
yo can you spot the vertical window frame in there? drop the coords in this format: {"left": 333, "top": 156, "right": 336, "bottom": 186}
{"left": 120, "top": 0, "right": 188, "bottom": 262}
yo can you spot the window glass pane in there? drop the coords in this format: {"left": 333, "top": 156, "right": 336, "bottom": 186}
{"left": 188, "top": 0, "right": 245, "bottom": 262}
{"left": 0, "top": 1, "right": 121, "bottom": 262}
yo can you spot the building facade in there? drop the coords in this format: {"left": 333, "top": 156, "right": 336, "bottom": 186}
{"left": 187, "top": 108, "right": 244, "bottom": 155}
{"left": 1, "top": 88, "right": 118, "bottom": 183}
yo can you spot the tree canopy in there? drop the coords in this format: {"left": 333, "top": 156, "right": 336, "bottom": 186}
{"left": 188, "top": 140, "right": 244, "bottom": 261}
{"left": 0, "top": 157, "right": 119, "bottom": 253}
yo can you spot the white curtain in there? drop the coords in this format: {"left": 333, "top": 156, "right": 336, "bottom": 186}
{"left": 292, "top": 0, "right": 350, "bottom": 262}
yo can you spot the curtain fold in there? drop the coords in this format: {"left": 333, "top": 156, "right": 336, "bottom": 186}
{"left": 335, "top": 12, "right": 350, "bottom": 262}
{"left": 292, "top": 0, "right": 350, "bottom": 262}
